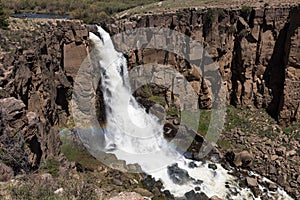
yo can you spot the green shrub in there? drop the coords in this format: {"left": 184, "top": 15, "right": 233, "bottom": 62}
{"left": 39, "top": 158, "right": 60, "bottom": 177}
{"left": 60, "top": 135, "right": 101, "bottom": 170}
{"left": 206, "top": 8, "right": 214, "bottom": 26}
{"left": 0, "top": 2, "right": 9, "bottom": 29}
{"left": 241, "top": 5, "right": 251, "bottom": 18}
{"left": 3, "top": 0, "right": 160, "bottom": 24}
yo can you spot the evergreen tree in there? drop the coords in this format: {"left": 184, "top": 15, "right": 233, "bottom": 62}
{"left": 0, "top": 2, "right": 8, "bottom": 29}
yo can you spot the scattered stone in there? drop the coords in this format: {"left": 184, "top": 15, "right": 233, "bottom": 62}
{"left": 233, "top": 150, "right": 253, "bottom": 168}
{"left": 271, "top": 155, "right": 278, "bottom": 161}
{"left": 210, "top": 195, "right": 222, "bottom": 200}
{"left": 39, "top": 173, "right": 53, "bottom": 183}
{"left": 108, "top": 192, "right": 145, "bottom": 200}
{"left": 111, "top": 178, "right": 123, "bottom": 186}
{"left": 208, "top": 163, "right": 217, "bottom": 170}
{"left": 268, "top": 183, "right": 278, "bottom": 191}
{"left": 297, "top": 175, "right": 300, "bottom": 184}
{"left": 173, "top": 119, "right": 180, "bottom": 125}
{"left": 54, "top": 188, "right": 64, "bottom": 194}
{"left": 275, "top": 146, "right": 286, "bottom": 156}
{"left": 286, "top": 150, "right": 297, "bottom": 157}
{"left": 246, "top": 177, "right": 258, "bottom": 187}
{"left": 133, "top": 188, "right": 153, "bottom": 197}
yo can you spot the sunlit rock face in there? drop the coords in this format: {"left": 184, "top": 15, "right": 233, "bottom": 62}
{"left": 108, "top": 4, "right": 300, "bottom": 125}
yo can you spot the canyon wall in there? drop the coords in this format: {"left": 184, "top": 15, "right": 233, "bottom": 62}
{"left": 108, "top": 4, "right": 300, "bottom": 125}
{"left": 0, "top": 19, "right": 89, "bottom": 172}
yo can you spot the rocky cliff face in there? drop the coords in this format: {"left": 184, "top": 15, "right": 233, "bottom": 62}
{"left": 108, "top": 4, "right": 300, "bottom": 125}
{"left": 0, "top": 19, "right": 89, "bottom": 172}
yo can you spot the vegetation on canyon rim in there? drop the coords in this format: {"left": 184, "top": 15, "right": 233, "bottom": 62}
{"left": 2, "top": 0, "right": 161, "bottom": 23}
{"left": 0, "top": 2, "right": 9, "bottom": 29}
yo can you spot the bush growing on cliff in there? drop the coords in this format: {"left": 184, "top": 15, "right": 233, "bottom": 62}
{"left": 0, "top": 2, "right": 9, "bottom": 29}
{"left": 241, "top": 5, "right": 251, "bottom": 19}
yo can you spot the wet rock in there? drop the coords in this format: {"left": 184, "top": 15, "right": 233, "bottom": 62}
{"left": 163, "top": 122, "right": 178, "bottom": 138}
{"left": 188, "top": 162, "right": 197, "bottom": 168}
{"left": 167, "top": 163, "right": 191, "bottom": 185}
{"left": 193, "top": 179, "right": 204, "bottom": 185}
{"left": 268, "top": 182, "right": 278, "bottom": 191}
{"left": 208, "top": 163, "right": 217, "bottom": 170}
{"left": 183, "top": 152, "right": 194, "bottom": 160}
{"left": 185, "top": 190, "right": 209, "bottom": 200}
{"left": 149, "top": 104, "right": 166, "bottom": 123}
{"left": 251, "top": 186, "right": 262, "bottom": 198}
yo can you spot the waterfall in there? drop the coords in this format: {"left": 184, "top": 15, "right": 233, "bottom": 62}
{"left": 79, "top": 26, "right": 292, "bottom": 200}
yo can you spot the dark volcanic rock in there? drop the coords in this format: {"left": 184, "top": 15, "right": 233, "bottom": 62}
{"left": 0, "top": 19, "right": 89, "bottom": 174}
{"left": 167, "top": 163, "right": 192, "bottom": 185}
{"left": 184, "top": 190, "right": 209, "bottom": 200}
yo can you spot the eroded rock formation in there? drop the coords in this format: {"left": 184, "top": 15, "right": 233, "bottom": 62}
{"left": 108, "top": 4, "right": 300, "bottom": 125}
{"left": 0, "top": 19, "right": 89, "bottom": 172}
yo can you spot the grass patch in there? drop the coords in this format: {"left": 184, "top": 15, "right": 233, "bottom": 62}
{"left": 180, "top": 109, "right": 213, "bottom": 136}
{"left": 39, "top": 158, "right": 60, "bottom": 177}
{"left": 206, "top": 8, "right": 214, "bottom": 26}
{"left": 0, "top": 2, "right": 9, "bottom": 29}
{"left": 9, "top": 183, "right": 61, "bottom": 200}
{"left": 217, "top": 139, "right": 232, "bottom": 149}
{"left": 282, "top": 120, "right": 300, "bottom": 139}
{"left": 166, "top": 106, "right": 179, "bottom": 117}
{"left": 149, "top": 95, "right": 166, "bottom": 106}
{"left": 60, "top": 135, "right": 102, "bottom": 170}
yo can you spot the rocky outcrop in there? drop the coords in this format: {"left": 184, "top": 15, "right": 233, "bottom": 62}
{"left": 107, "top": 4, "right": 300, "bottom": 125}
{"left": 0, "top": 19, "right": 89, "bottom": 173}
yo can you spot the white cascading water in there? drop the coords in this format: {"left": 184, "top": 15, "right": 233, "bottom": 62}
{"left": 88, "top": 26, "right": 293, "bottom": 200}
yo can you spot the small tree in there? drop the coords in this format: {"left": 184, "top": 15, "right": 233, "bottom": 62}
{"left": 0, "top": 2, "right": 9, "bottom": 29}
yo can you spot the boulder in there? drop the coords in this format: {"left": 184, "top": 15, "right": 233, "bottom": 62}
{"left": 108, "top": 192, "right": 145, "bottom": 200}
{"left": 233, "top": 150, "right": 253, "bottom": 168}
{"left": 185, "top": 190, "right": 209, "bottom": 200}
{"left": 246, "top": 177, "right": 258, "bottom": 187}
{"left": 0, "top": 163, "right": 14, "bottom": 182}
{"left": 167, "top": 163, "right": 192, "bottom": 185}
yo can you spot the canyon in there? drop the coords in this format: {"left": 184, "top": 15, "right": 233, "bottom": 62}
{"left": 0, "top": 1, "right": 299, "bottom": 199}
